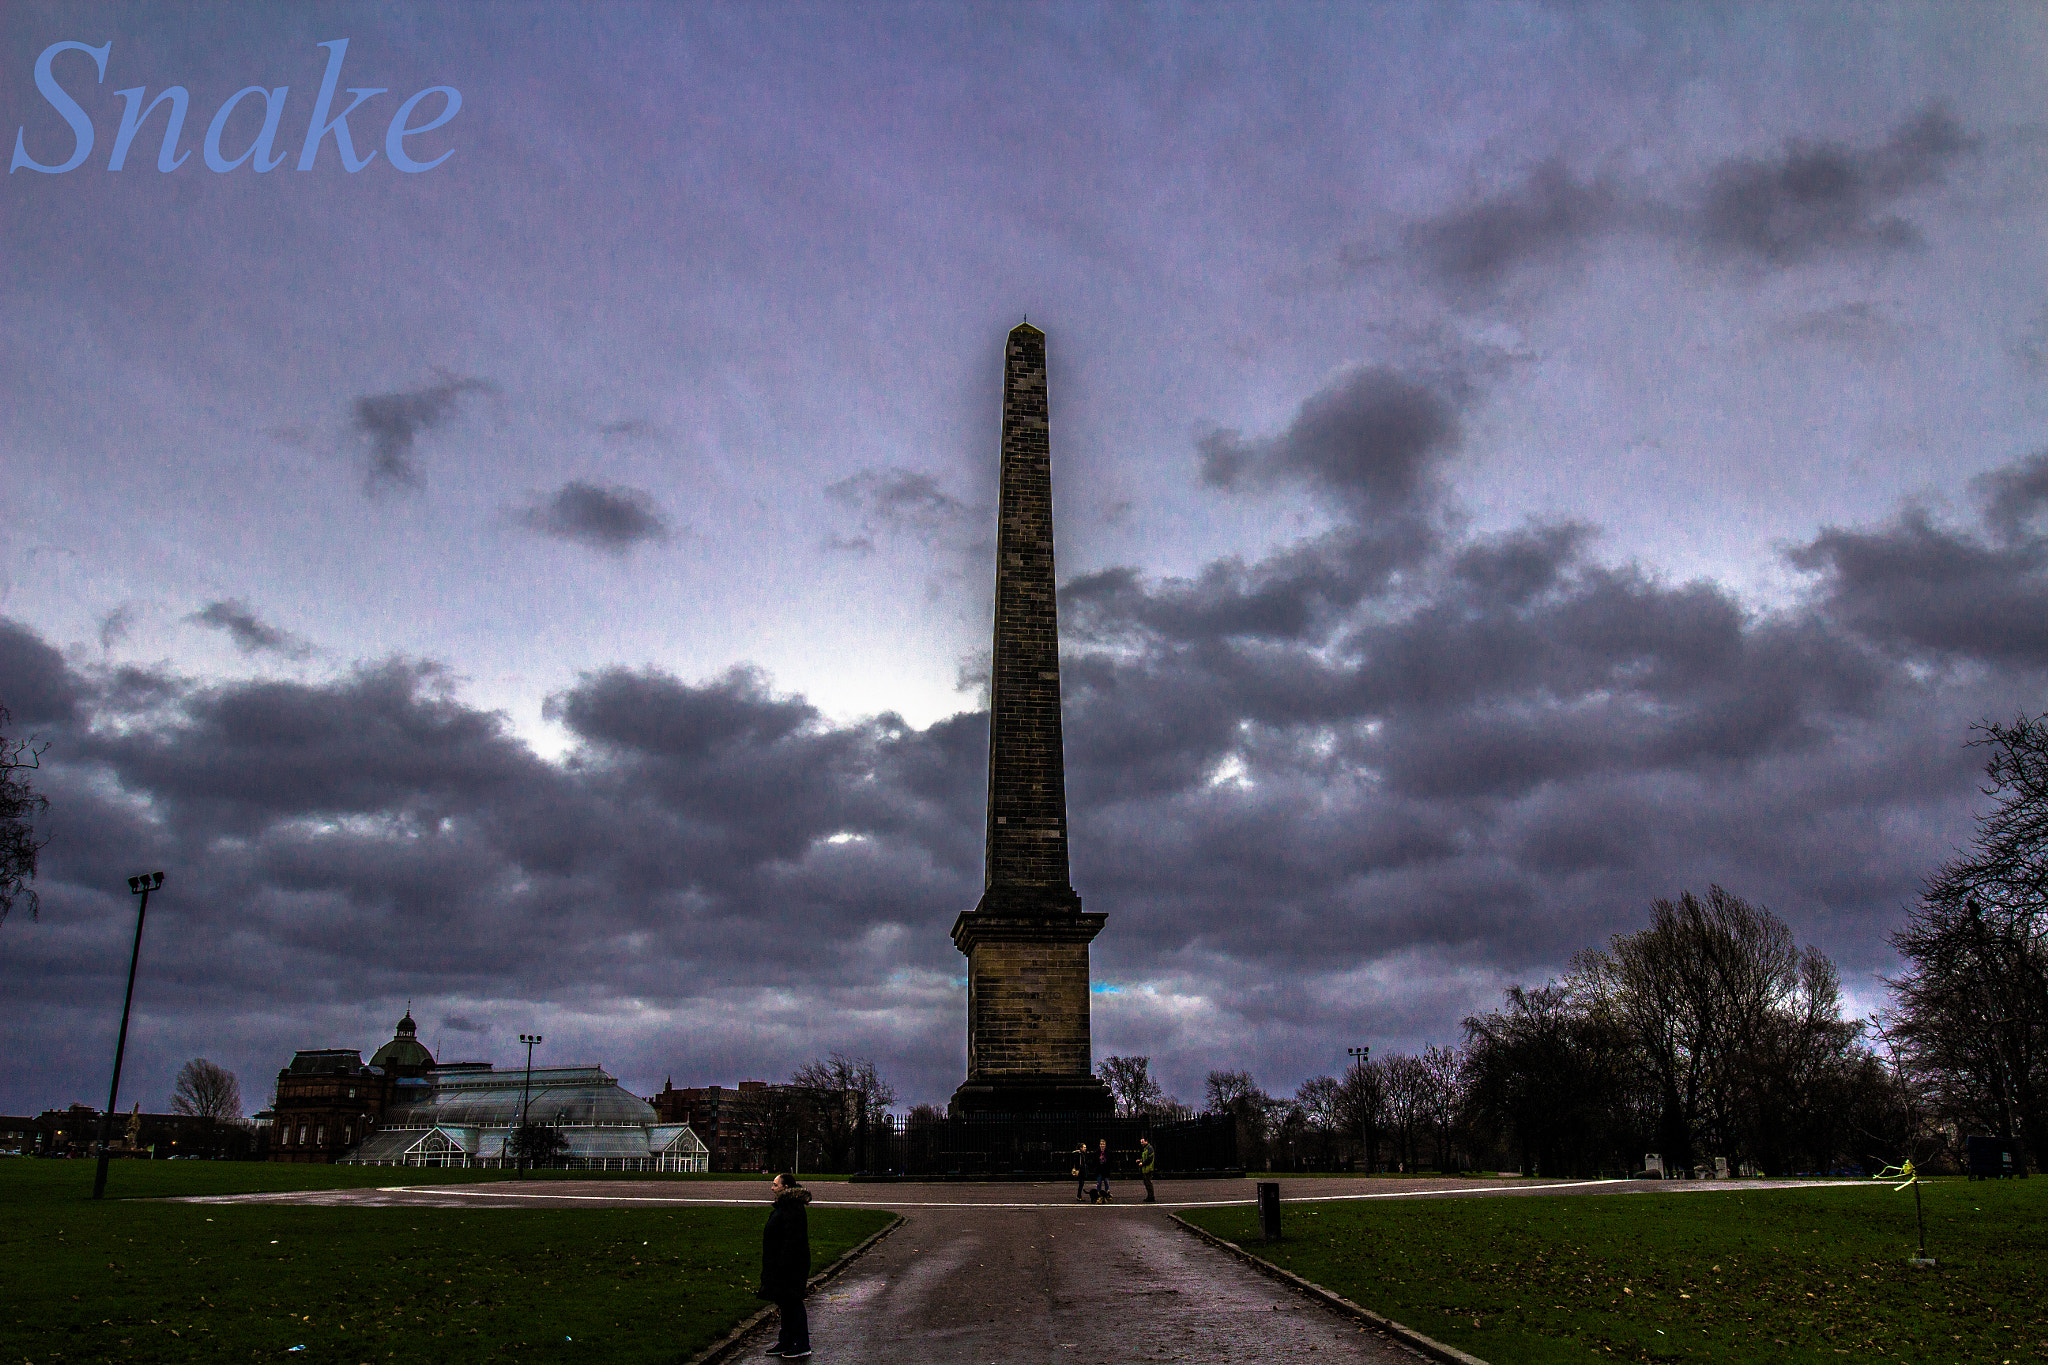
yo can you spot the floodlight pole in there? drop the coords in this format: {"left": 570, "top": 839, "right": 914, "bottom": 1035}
{"left": 516, "top": 1033, "right": 543, "bottom": 1177}
{"left": 1347, "top": 1045, "right": 1370, "bottom": 1174}
{"left": 94, "top": 873, "right": 164, "bottom": 1200}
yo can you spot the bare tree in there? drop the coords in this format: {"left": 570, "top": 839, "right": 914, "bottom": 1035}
{"left": 790, "top": 1052, "right": 896, "bottom": 1121}
{"left": 1291, "top": 1075, "right": 1347, "bottom": 1169}
{"left": 1381, "top": 1053, "right": 1432, "bottom": 1172}
{"left": 1098, "top": 1055, "right": 1167, "bottom": 1117}
{"left": 170, "top": 1058, "right": 243, "bottom": 1159}
{"left": 1462, "top": 983, "right": 1641, "bottom": 1177}
{"left": 1205, "top": 1069, "right": 1279, "bottom": 1169}
{"left": 1337, "top": 1056, "right": 1388, "bottom": 1171}
{"left": 171, "top": 1058, "right": 243, "bottom": 1121}
{"left": 785, "top": 1052, "right": 896, "bottom": 1172}
{"left": 1578, "top": 886, "right": 1809, "bottom": 1171}
{"left": 1889, "top": 714, "right": 2048, "bottom": 1171}
{"left": 1293, "top": 1075, "right": 1344, "bottom": 1130}
{"left": 0, "top": 706, "right": 49, "bottom": 926}
{"left": 1204, "top": 1069, "right": 1260, "bottom": 1111}
{"left": 1418, "top": 1045, "right": 1464, "bottom": 1172}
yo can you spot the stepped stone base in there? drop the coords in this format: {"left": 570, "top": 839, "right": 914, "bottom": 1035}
{"left": 949, "top": 1074, "right": 1114, "bottom": 1115}
{"left": 950, "top": 904, "right": 1112, "bottom": 1116}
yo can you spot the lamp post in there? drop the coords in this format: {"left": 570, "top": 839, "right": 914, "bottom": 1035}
{"left": 516, "top": 1033, "right": 543, "bottom": 1177}
{"left": 94, "top": 873, "right": 164, "bottom": 1199}
{"left": 1347, "top": 1045, "right": 1370, "bottom": 1175}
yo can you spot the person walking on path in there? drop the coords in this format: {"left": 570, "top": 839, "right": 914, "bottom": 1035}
{"left": 1093, "top": 1137, "right": 1112, "bottom": 1203}
{"left": 759, "top": 1172, "right": 813, "bottom": 1358}
{"left": 1074, "top": 1141, "right": 1090, "bottom": 1201}
{"left": 1139, "top": 1135, "right": 1157, "bottom": 1203}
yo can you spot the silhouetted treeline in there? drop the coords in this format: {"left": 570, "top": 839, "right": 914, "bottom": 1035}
{"left": 1461, "top": 887, "right": 1913, "bottom": 1177}
{"left": 1179, "top": 891, "right": 1913, "bottom": 1177}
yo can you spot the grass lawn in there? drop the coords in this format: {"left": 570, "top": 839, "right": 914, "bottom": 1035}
{"left": 0, "top": 1160, "right": 893, "bottom": 1364}
{"left": 1184, "top": 1177, "right": 2048, "bottom": 1364}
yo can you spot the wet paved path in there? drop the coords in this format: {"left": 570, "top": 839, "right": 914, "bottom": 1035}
{"left": 178, "top": 1177, "right": 1868, "bottom": 1363}
{"left": 796, "top": 1199, "right": 1422, "bottom": 1364}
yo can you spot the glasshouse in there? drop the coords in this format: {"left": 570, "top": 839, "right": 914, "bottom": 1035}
{"left": 343, "top": 1062, "right": 709, "bottom": 1171}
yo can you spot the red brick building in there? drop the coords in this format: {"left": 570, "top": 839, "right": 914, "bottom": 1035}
{"left": 648, "top": 1079, "right": 774, "bottom": 1171}
{"left": 647, "top": 1079, "right": 861, "bottom": 1172}
{"left": 258, "top": 1011, "right": 437, "bottom": 1163}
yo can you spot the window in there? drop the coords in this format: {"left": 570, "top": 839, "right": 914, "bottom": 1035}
{"left": 316, "top": 1125, "right": 325, "bottom": 1146}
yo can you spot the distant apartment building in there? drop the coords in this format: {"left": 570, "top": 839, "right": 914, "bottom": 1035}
{"left": 14, "top": 1102, "right": 253, "bottom": 1159}
{"left": 648, "top": 1079, "right": 861, "bottom": 1172}
{"left": 648, "top": 1080, "right": 777, "bottom": 1171}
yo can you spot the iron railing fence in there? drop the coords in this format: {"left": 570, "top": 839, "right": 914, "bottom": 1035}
{"left": 856, "top": 1111, "right": 1236, "bottom": 1177}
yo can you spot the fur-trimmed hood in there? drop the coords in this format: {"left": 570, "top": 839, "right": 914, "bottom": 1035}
{"left": 774, "top": 1186, "right": 813, "bottom": 1207}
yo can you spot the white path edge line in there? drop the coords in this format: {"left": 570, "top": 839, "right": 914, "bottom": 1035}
{"left": 178, "top": 1176, "right": 1873, "bottom": 1209}
{"left": 354, "top": 1180, "right": 1619, "bottom": 1208}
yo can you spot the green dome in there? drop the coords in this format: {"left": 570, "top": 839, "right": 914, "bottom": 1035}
{"left": 370, "top": 1010, "right": 434, "bottom": 1071}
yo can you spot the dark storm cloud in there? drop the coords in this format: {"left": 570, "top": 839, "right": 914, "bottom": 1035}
{"left": 1407, "top": 159, "right": 1623, "bottom": 288}
{"left": 0, "top": 617, "right": 79, "bottom": 725}
{"left": 1399, "top": 105, "right": 1981, "bottom": 294}
{"left": 187, "top": 600, "right": 316, "bottom": 659}
{"left": 1068, "top": 366, "right": 1460, "bottom": 649}
{"left": 6, "top": 454, "right": 2045, "bottom": 1113}
{"left": 77, "top": 660, "right": 547, "bottom": 839}
{"left": 350, "top": 376, "right": 496, "bottom": 495}
{"left": 1065, "top": 530, "right": 1427, "bottom": 646}
{"left": 1696, "top": 105, "right": 1979, "bottom": 265}
{"left": 1979, "top": 450, "right": 2048, "bottom": 544}
{"left": 516, "top": 481, "right": 674, "bottom": 553}
{"left": 1789, "top": 472, "right": 2048, "bottom": 665}
{"left": 1197, "top": 367, "right": 1458, "bottom": 517}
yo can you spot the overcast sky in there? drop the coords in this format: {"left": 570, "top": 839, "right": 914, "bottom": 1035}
{"left": 4, "top": 2, "right": 2046, "bottom": 1117}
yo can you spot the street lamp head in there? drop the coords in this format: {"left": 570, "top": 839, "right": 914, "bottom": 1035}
{"left": 520, "top": 1033, "right": 543, "bottom": 1046}
{"left": 127, "top": 872, "right": 164, "bottom": 894}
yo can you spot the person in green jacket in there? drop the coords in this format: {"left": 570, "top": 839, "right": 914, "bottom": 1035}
{"left": 1139, "top": 1135, "right": 1157, "bottom": 1203}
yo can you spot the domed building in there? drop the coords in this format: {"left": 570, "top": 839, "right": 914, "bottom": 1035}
{"left": 260, "top": 1010, "right": 437, "bottom": 1163}
{"left": 257, "top": 1008, "right": 707, "bottom": 1171}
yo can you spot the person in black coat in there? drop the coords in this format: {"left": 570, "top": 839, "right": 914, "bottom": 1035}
{"left": 759, "top": 1173, "right": 813, "bottom": 1358}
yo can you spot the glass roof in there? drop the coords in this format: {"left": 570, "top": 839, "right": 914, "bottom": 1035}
{"left": 386, "top": 1065, "right": 658, "bottom": 1129}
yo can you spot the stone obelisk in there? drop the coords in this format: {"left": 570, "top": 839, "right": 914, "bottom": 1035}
{"left": 950, "top": 322, "right": 1114, "bottom": 1115}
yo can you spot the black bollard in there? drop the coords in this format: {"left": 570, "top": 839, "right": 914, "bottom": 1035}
{"left": 1257, "top": 1181, "right": 1281, "bottom": 1242}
